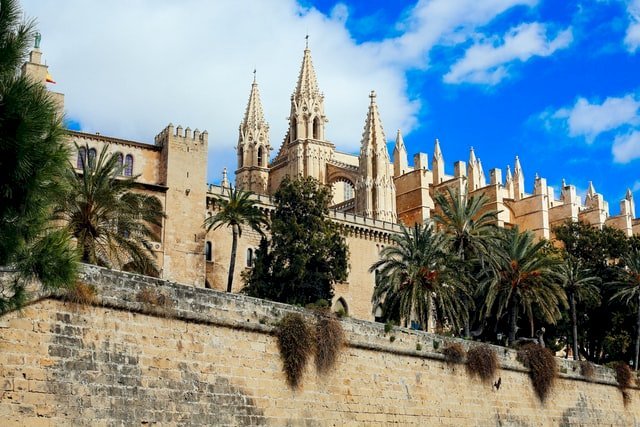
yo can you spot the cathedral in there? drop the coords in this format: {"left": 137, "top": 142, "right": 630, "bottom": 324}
{"left": 22, "top": 42, "right": 640, "bottom": 322}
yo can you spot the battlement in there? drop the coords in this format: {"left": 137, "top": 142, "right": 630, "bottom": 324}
{"left": 154, "top": 123, "right": 208, "bottom": 146}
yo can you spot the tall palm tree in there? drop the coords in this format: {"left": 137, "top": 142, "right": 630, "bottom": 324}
{"left": 56, "top": 143, "right": 164, "bottom": 276}
{"left": 610, "top": 248, "right": 640, "bottom": 370}
{"left": 433, "top": 187, "right": 498, "bottom": 336}
{"left": 481, "top": 227, "right": 566, "bottom": 344}
{"left": 370, "top": 222, "right": 467, "bottom": 332}
{"left": 559, "top": 255, "right": 601, "bottom": 360}
{"left": 204, "top": 187, "right": 267, "bottom": 293}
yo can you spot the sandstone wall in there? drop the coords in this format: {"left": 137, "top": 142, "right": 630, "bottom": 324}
{"left": 1, "top": 265, "right": 639, "bottom": 426}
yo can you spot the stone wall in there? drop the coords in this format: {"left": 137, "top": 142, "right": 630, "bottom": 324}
{"left": 1, "top": 265, "right": 639, "bottom": 426}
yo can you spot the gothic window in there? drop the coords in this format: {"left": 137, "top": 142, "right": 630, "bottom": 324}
{"left": 116, "top": 152, "right": 124, "bottom": 175}
{"left": 88, "top": 148, "right": 97, "bottom": 169}
{"left": 313, "top": 117, "right": 321, "bottom": 139}
{"left": 124, "top": 155, "right": 134, "bottom": 176}
{"left": 344, "top": 182, "right": 354, "bottom": 200}
{"left": 246, "top": 248, "right": 253, "bottom": 267}
{"left": 238, "top": 147, "right": 243, "bottom": 168}
{"left": 374, "top": 304, "right": 384, "bottom": 323}
{"left": 205, "top": 241, "right": 212, "bottom": 262}
{"left": 291, "top": 117, "right": 297, "bottom": 141}
{"left": 257, "top": 146, "right": 264, "bottom": 167}
{"left": 76, "top": 147, "right": 86, "bottom": 168}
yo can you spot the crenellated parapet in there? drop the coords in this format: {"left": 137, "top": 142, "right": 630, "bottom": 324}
{"left": 155, "top": 123, "right": 208, "bottom": 147}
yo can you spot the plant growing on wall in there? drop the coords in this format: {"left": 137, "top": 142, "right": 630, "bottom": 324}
{"left": 466, "top": 344, "right": 499, "bottom": 382}
{"left": 276, "top": 312, "right": 314, "bottom": 389}
{"left": 204, "top": 187, "right": 267, "bottom": 292}
{"left": 614, "top": 361, "right": 633, "bottom": 406}
{"left": 243, "top": 176, "right": 348, "bottom": 305}
{"left": 517, "top": 344, "right": 558, "bottom": 402}
{"left": 0, "top": 0, "right": 77, "bottom": 314}
{"left": 442, "top": 342, "right": 466, "bottom": 364}
{"left": 315, "top": 311, "right": 344, "bottom": 375}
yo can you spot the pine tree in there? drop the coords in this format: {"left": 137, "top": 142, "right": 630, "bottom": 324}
{"left": 0, "top": 0, "right": 77, "bottom": 313}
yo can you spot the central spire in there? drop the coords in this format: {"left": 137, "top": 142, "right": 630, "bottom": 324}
{"left": 242, "top": 73, "right": 266, "bottom": 131}
{"left": 293, "top": 43, "right": 321, "bottom": 102}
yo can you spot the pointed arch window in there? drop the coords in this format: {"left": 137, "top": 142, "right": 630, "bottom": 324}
{"left": 88, "top": 148, "right": 97, "bottom": 169}
{"left": 77, "top": 147, "right": 86, "bottom": 169}
{"left": 291, "top": 117, "right": 297, "bottom": 141}
{"left": 116, "top": 152, "right": 124, "bottom": 175}
{"left": 205, "top": 241, "right": 212, "bottom": 262}
{"left": 257, "top": 146, "right": 264, "bottom": 167}
{"left": 238, "top": 147, "right": 243, "bottom": 168}
{"left": 313, "top": 116, "right": 321, "bottom": 139}
{"left": 124, "top": 154, "right": 134, "bottom": 176}
{"left": 246, "top": 248, "right": 254, "bottom": 267}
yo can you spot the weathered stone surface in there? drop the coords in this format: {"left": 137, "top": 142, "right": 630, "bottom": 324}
{"left": 0, "top": 265, "right": 638, "bottom": 425}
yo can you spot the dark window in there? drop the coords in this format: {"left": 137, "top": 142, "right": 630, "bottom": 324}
{"left": 77, "top": 147, "right": 86, "bottom": 168}
{"left": 116, "top": 152, "right": 124, "bottom": 174}
{"left": 205, "top": 241, "right": 212, "bottom": 262}
{"left": 238, "top": 147, "right": 243, "bottom": 168}
{"left": 313, "top": 117, "right": 320, "bottom": 139}
{"left": 257, "top": 146, "right": 264, "bottom": 167}
{"left": 88, "top": 148, "right": 97, "bottom": 168}
{"left": 246, "top": 248, "right": 253, "bottom": 267}
{"left": 124, "top": 154, "right": 133, "bottom": 176}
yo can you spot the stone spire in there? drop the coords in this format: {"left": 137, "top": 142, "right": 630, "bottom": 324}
{"left": 432, "top": 138, "right": 444, "bottom": 184}
{"left": 288, "top": 44, "right": 327, "bottom": 143}
{"left": 467, "top": 147, "right": 478, "bottom": 192}
{"left": 355, "top": 91, "right": 396, "bottom": 223}
{"left": 477, "top": 158, "right": 486, "bottom": 188}
{"left": 393, "top": 129, "right": 408, "bottom": 176}
{"left": 221, "top": 168, "right": 230, "bottom": 189}
{"left": 505, "top": 165, "right": 514, "bottom": 198}
{"left": 587, "top": 181, "right": 596, "bottom": 199}
{"left": 626, "top": 188, "right": 636, "bottom": 218}
{"left": 235, "top": 74, "right": 270, "bottom": 193}
{"left": 513, "top": 156, "right": 525, "bottom": 200}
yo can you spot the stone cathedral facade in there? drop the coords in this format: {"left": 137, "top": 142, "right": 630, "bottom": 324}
{"left": 23, "top": 44, "right": 640, "bottom": 322}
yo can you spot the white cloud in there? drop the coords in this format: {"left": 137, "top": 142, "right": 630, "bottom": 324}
{"left": 21, "top": 0, "right": 538, "bottom": 181}
{"left": 632, "top": 180, "right": 640, "bottom": 192}
{"left": 443, "top": 23, "right": 573, "bottom": 85}
{"left": 613, "top": 130, "right": 640, "bottom": 163}
{"left": 552, "top": 95, "right": 640, "bottom": 142}
{"left": 625, "top": 0, "right": 640, "bottom": 53}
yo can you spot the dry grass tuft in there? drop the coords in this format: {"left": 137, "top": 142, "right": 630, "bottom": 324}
{"left": 579, "top": 360, "right": 595, "bottom": 379}
{"left": 64, "top": 282, "right": 97, "bottom": 306}
{"left": 276, "top": 312, "right": 314, "bottom": 389}
{"left": 136, "top": 287, "right": 173, "bottom": 316}
{"left": 466, "top": 344, "right": 499, "bottom": 382}
{"left": 517, "top": 344, "right": 557, "bottom": 402}
{"left": 442, "top": 342, "right": 466, "bottom": 364}
{"left": 614, "top": 361, "right": 633, "bottom": 406}
{"left": 315, "top": 312, "right": 344, "bottom": 375}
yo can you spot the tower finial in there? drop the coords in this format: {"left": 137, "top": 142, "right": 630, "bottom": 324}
{"left": 305, "top": 34, "right": 309, "bottom": 49}
{"left": 253, "top": 68, "right": 257, "bottom": 84}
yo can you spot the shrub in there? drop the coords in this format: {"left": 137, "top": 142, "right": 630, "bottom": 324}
{"left": 517, "top": 344, "right": 557, "bottom": 402}
{"left": 389, "top": 335, "right": 396, "bottom": 343}
{"left": 276, "top": 313, "right": 314, "bottom": 389}
{"left": 64, "top": 282, "right": 96, "bottom": 306}
{"left": 384, "top": 320, "right": 394, "bottom": 334}
{"left": 580, "top": 360, "right": 595, "bottom": 379}
{"left": 466, "top": 344, "right": 499, "bottom": 382}
{"left": 442, "top": 343, "right": 466, "bottom": 364}
{"left": 315, "top": 312, "right": 344, "bottom": 375}
{"left": 614, "top": 361, "right": 633, "bottom": 406}
{"left": 136, "top": 288, "right": 173, "bottom": 316}
{"left": 416, "top": 343, "right": 422, "bottom": 351}
{"left": 433, "top": 340, "right": 440, "bottom": 350}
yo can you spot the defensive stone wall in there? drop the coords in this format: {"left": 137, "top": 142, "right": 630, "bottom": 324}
{"left": 1, "top": 265, "right": 639, "bottom": 426}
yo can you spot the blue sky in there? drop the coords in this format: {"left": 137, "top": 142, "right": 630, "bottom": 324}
{"left": 24, "top": 0, "right": 640, "bottom": 214}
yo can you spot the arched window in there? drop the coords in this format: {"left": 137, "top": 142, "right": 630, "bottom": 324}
{"left": 374, "top": 305, "right": 384, "bottom": 323}
{"left": 116, "top": 152, "right": 124, "bottom": 175}
{"left": 246, "top": 248, "right": 253, "bottom": 267}
{"left": 313, "top": 117, "right": 321, "bottom": 139}
{"left": 205, "top": 241, "right": 212, "bottom": 262}
{"left": 88, "top": 148, "right": 97, "bottom": 169}
{"left": 257, "top": 146, "right": 264, "bottom": 167}
{"left": 76, "top": 147, "right": 86, "bottom": 169}
{"left": 124, "top": 154, "right": 133, "bottom": 176}
{"left": 333, "top": 297, "right": 348, "bottom": 316}
{"left": 238, "top": 147, "right": 243, "bottom": 168}
{"left": 291, "top": 117, "right": 297, "bottom": 141}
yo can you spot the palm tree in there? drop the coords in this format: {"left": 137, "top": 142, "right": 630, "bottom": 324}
{"left": 610, "top": 248, "right": 640, "bottom": 370}
{"left": 481, "top": 227, "right": 566, "bottom": 344}
{"left": 56, "top": 143, "right": 164, "bottom": 275}
{"left": 204, "top": 187, "right": 267, "bottom": 293}
{"left": 433, "top": 187, "right": 498, "bottom": 336}
{"left": 370, "top": 222, "right": 468, "bottom": 332}
{"left": 559, "top": 255, "right": 600, "bottom": 360}
{"left": 1, "top": 0, "right": 77, "bottom": 313}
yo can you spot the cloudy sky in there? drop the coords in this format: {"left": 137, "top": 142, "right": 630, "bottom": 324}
{"left": 22, "top": 0, "right": 640, "bottom": 213}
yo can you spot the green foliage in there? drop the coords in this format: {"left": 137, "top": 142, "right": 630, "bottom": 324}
{"left": 481, "top": 227, "right": 566, "bottom": 343}
{"left": 314, "top": 312, "right": 344, "bottom": 375}
{"left": 442, "top": 342, "right": 466, "bottom": 364}
{"left": 275, "top": 312, "right": 314, "bottom": 389}
{"left": 243, "top": 176, "right": 348, "bottom": 305}
{"left": 517, "top": 344, "right": 558, "bottom": 402}
{"left": 55, "top": 144, "right": 164, "bottom": 276}
{"left": 466, "top": 344, "right": 499, "bottom": 382}
{"left": 0, "top": 0, "right": 77, "bottom": 313}
{"left": 416, "top": 343, "right": 422, "bottom": 351}
{"left": 205, "top": 187, "right": 267, "bottom": 292}
{"left": 384, "top": 320, "right": 394, "bottom": 334}
{"left": 370, "top": 222, "right": 468, "bottom": 332}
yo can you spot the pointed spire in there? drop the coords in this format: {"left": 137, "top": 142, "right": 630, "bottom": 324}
{"left": 506, "top": 165, "right": 513, "bottom": 181}
{"left": 393, "top": 129, "right": 408, "bottom": 177}
{"left": 514, "top": 156, "right": 522, "bottom": 174}
{"left": 587, "top": 181, "right": 596, "bottom": 198}
{"left": 562, "top": 178, "right": 567, "bottom": 188}
{"left": 395, "top": 129, "right": 405, "bottom": 151}
{"left": 294, "top": 43, "right": 321, "bottom": 100}
{"left": 221, "top": 168, "right": 230, "bottom": 189}
{"left": 360, "top": 91, "right": 387, "bottom": 156}
{"left": 468, "top": 147, "right": 477, "bottom": 165}
{"left": 242, "top": 73, "right": 267, "bottom": 130}
{"left": 626, "top": 188, "right": 634, "bottom": 200}
{"left": 432, "top": 138, "right": 444, "bottom": 184}
{"left": 433, "top": 138, "right": 443, "bottom": 159}
{"left": 477, "top": 158, "right": 486, "bottom": 187}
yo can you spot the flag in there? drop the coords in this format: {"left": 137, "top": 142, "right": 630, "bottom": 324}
{"left": 46, "top": 73, "right": 56, "bottom": 84}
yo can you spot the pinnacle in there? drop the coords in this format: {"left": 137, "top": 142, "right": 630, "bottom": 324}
{"left": 587, "top": 181, "right": 596, "bottom": 197}
{"left": 433, "top": 138, "right": 443, "bottom": 158}
{"left": 514, "top": 155, "right": 522, "bottom": 174}
{"left": 626, "top": 188, "right": 634, "bottom": 199}
{"left": 360, "top": 91, "right": 387, "bottom": 157}
{"left": 469, "top": 147, "right": 477, "bottom": 165}
{"left": 294, "top": 47, "right": 321, "bottom": 100}
{"left": 242, "top": 76, "right": 267, "bottom": 130}
{"left": 395, "top": 129, "right": 405, "bottom": 150}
